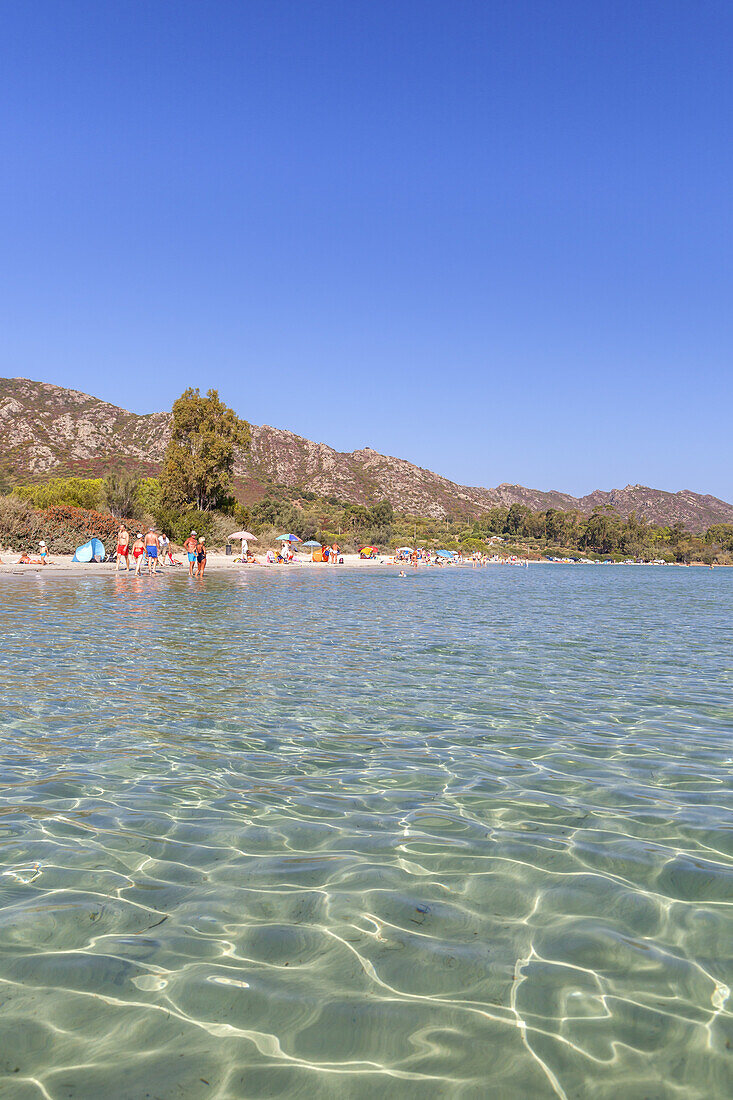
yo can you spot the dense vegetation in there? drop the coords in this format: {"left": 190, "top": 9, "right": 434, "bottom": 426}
{"left": 245, "top": 489, "right": 733, "bottom": 563}
{"left": 3, "top": 475, "right": 732, "bottom": 563}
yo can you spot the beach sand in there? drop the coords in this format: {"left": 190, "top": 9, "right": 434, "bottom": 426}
{"left": 0, "top": 551, "right": 424, "bottom": 577}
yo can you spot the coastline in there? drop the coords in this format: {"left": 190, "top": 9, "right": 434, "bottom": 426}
{"left": 1, "top": 553, "right": 727, "bottom": 578}
{"left": 0, "top": 552, "right": 406, "bottom": 577}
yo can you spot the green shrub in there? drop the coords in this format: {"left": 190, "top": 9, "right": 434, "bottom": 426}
{"left": 135, "top": 477, "right": 163, "bottom": 521}
{"left": 0, "top": 497, "right": 132, "bottom": 554}
{"left": 152, "top": 508, "right": 214, "bottom": 546}
{"left": 14, "top": 477, "right": 104, "bottom": 511}
{"left": 103, "top": 473, "right": 141, "bottom": 519}
{"left": 0, "top": 496, "right": 43, "bottom": 550}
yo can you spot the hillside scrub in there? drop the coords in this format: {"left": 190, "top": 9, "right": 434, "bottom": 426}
{"left": 2, "top": 480, "right": 732, "bottom": 564}
{"left": 14, "top": 477, "right": 105, "bottom": 511}
{"left": 246, "top": 489, "right": 733, "bottom": 562}
{"left": 0, "top": 495, "right": 235, "bottom": 555}
{"left": 0, "top": 496, "right": 44, "bottom": 550}
{"left": 0, "top": 497, "right": 127, "bottom": 554}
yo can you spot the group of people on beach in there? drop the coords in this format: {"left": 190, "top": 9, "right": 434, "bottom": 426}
{"left": 115, "top": 525, "right": 207, "bottom": 577}
{"left": 2, "top": 530, "right": 491, "bottom": 573}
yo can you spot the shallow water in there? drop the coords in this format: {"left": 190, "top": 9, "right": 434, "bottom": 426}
{"left": 0, "top": 565, "right": 731, "bottom": 1099}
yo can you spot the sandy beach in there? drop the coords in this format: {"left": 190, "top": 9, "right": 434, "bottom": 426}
{"left": 2, "top": 554, "right": 716, "bottom": 576}
{"left": 0, "top": 551, "right": 429, "bottom": 577}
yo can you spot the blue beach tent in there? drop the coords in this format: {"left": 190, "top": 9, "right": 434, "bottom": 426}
{"left": 72, "top": 538, "right": 106, "bottom": 563}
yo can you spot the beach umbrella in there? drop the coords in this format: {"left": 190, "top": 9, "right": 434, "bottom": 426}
{"left": 395, "top": 546, "right": 413, "bottom": 553}
{"left": 276, "top": 533, "right": 302, "bottom": 542}
{"left": 302, "top": 540, "right": 322, "bottom": 547}
{"left": 228, "top": 530, "right": 257, "bottom": 542}
{"left": 436, "top": 549, "right": 454, "bottom": 558}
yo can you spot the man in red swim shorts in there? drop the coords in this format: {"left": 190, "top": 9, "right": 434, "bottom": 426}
{"left": 116, "top": 524, "right": 130, "bottom": 572}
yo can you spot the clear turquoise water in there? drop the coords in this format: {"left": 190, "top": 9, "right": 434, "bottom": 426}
{"left": 0, "top": 565, "right": 731, "bottom": 1099}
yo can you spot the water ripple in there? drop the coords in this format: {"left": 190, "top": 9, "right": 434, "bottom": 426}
{"left": 0, "top": 566, "right": 731, "bottom": 1098}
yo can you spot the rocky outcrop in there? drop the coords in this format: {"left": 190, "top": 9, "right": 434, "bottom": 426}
{"left": 2, "top": 377, "right": 732, "bottom": 531}
{"left": 0, "top": 377, "right": 169, "bottom": 478}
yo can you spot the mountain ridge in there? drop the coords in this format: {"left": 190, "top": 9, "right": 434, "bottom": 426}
{"left": 1, "top": 377, "right": 731, "bottom": 531}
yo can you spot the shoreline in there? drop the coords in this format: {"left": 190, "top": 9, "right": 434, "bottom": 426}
{"left": 0, "top": 553, "right": 728, "bottom": 578}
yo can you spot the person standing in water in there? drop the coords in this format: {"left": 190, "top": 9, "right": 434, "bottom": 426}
{"left": 184, "top": 530, "right": 198, "bottom": 576}
{"left": 116, "top": 524, "right": 130, "bottom": 572}
{"left": 196, "top": 536, "right": 207, "bottom": 577}
{"left": 132, "top": 533, "right": 146, "bottom": 575}
{"left": 144, "top": 528, "right": 159, "bottom": 575}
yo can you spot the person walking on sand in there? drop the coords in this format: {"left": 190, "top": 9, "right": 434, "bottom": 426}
{"left": 116, "top": 524, "right": 130, "bottom": 572}
{"left": 196, "top": 536, "right": 207, "bottom": 577}
{"left": 132, "top": 533, "right": 146, "bottom": 575}
{"left": 184, "top": 530, "right": 198, "bottom": 576}
{"left": 331, "top": 542, "right": 338, "bottom": 565}
{"left": 158, "top": 531, "right": 170, "bottom": 566}
{"left": 144, "top": 528, "right": 159, "bottom": 575}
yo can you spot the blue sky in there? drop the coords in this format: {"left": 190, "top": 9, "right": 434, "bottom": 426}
{"left": 2, "top": 1, "right": 731, "bottom": 500}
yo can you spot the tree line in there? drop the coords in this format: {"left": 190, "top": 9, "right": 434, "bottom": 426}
{"left": 470, "top": 502, "right": 733, "bottom": 561}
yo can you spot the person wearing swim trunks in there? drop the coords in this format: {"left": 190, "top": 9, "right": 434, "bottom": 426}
{"left": 116, "top": 524, "right": 130, "bottom": 572}
{"left": 184, "top": 530, "right": 198, "bottom": 576}
{"left": 159, "top": 532, "right": 170, "bottom": 565}
{"left": 196, "top": 537, "right": 207, "bottom": 577}
{"left": 145, "top": 528, "right": 159, "bottom": 575}
{"left": 132, "top": 533, "right": 145, "bottom": 575}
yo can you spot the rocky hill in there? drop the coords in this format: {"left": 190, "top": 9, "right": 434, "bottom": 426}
{"left": 0, "top": 377, "right": 168, "bottom": 480}
{"left": 2, "top": 377, "right": 732, "bottom": 531}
